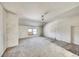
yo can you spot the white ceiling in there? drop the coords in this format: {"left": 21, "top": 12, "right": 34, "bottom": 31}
{"left": 2, "top": 2, "right": 79, "bottom": 26}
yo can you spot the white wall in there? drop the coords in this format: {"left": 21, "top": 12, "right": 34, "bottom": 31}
{"left": 44, "top": 16, "right": 79, "bottom": 44}
{"left": 6, "top": 12, "right": 19, "bottom": 47}
{"left": 0, "top": 4, "right": 19, "bottom": 56}
{"left": 19, "top": 18, "right": 42, "bottom": 27}
{"left": 19, "top": 25, "right": 42, "bottom": 38}
{"left": 0, "top": 4, "right": 7, "bottom": 56}
{"left": 3, "top": 8, "right": 7, "bottom": 51}
{"left": 0, "top": 4, "right": 4, "bottom": 56}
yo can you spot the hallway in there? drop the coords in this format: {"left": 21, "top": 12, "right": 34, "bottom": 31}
{"left": 3, "top": 37, "right": 77, "bottom": 57}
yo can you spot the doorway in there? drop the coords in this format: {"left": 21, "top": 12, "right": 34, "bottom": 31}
{"left": 71, "top": 26, "right": 79, "bottom": 45}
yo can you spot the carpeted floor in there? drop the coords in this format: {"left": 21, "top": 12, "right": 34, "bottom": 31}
{"left": 2, "top": 37, "right": 77, "bottom": 57}
{"left": 49, "top": 39, "right": 79, "bottom": 56}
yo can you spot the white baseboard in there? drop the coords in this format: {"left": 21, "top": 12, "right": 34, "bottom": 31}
{"left": 0, "top": 48, "right": 6, "bottom": 57}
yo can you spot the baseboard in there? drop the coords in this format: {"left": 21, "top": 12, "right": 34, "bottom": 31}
{"left": 0, "top": 48, "right": 7, "bottom": 57}
{"left": 19, "top": 36, "right": 39, "bottom": 39}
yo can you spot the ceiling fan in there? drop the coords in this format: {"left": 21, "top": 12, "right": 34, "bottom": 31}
{"left": 41, "top": 11, "right": 50, "bottom": 24}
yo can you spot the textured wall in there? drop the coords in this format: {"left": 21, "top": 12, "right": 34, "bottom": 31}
{"left": 44, "top": 16, "right": 79, "bottom": 44}
{"left": 19, "top": 25, "right": 42, "bottom": 38}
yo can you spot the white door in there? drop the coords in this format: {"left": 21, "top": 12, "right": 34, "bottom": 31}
{"left": 71, "top": 26, "right": 79, "bottom": 45}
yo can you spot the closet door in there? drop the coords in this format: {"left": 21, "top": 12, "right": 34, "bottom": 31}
{"left": 71, "top": 26, "right": 79, "bottom": 45}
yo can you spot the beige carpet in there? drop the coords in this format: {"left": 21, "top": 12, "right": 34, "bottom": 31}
{"left": 50, "top": 39, "right": 79, "bottom": 55}
{"left": 3, "top": 37, "right": 77, "bottom": 57}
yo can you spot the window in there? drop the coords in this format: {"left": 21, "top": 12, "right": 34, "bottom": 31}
{"left": 28, "top": 29, "right": 32, "bottom": 35}
{"left": 28, "top": 28, "right": 37, "bottom": 35}
{"left": 33, "top": 29, "right": 37, "bottom": 35}
{"left": 28, "top": 29, "right": 32, "bottom": 32}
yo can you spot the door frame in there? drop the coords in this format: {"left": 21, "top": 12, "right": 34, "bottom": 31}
{"left": 71, "top": 26, "right": 79, "bottom": 44}
{"left": 71, "top": 26, "right": 74, "bottom": 44}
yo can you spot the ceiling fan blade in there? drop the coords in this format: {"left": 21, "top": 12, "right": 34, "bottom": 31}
{"left": 41, "top": 11, "right": 50, "bottom": 21}
{"left": 44, "top": 11, "right": 50, "bottom": 15}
